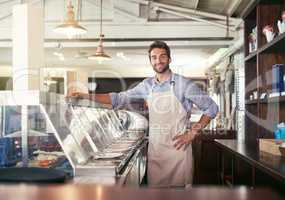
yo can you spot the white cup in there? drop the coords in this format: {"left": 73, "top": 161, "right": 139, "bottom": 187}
{"left": 265, "top": 30, "right": 275, "bottom": 42}
{"left": 277, "top": 20, "right": 285, "bottom": 34}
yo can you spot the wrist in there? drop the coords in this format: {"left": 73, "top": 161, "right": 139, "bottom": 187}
{"left": 192, "top": 123, "right": 202, "bottom": 132}
{"left": 191, "top": 129, "right": 200, "bottom": 136}
{"left": 186, "top": 129, "right": 199, "bottom": 137}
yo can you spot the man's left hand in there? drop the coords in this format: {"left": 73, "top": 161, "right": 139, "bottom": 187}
{"left": 172, "top": 130, "right": 199, "bottom": 151}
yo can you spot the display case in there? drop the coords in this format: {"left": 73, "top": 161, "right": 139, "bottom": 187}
{"left": 0, "top": 91, "right": 148, "bottom": 185}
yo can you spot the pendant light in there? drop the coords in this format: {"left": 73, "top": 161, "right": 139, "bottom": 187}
{"left": 88, "top": 0, "right": 111, "bottom": 62}
{"left": 53, "top": 1, "right": 87, "bottom": 39}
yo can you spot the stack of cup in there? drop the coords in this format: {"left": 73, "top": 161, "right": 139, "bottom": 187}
{"left": 263, "top": 25, "right": 275, "bottom": 42}
{"left": 277, "top": 10, "right": 285, "bottom": 34}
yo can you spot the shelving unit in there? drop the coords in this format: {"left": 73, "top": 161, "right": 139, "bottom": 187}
{"left": 243, "top": 0, "right": 285, "bottom": 141}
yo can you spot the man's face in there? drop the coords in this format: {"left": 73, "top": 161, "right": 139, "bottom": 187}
{"left": 150, "top": 48, "right": 171, "bottom": 74}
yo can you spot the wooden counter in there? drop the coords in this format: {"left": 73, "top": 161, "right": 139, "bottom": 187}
{"left": 0, "top": 184, "right": 283, "bottom": 200}
{"left": 215, "top": 139, "right": 285, "bottom": 194}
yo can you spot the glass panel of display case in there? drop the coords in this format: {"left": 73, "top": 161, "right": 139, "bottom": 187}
{"left": 0, "top": 105, "right": 72, "bottom": 172}
{"left": 40, "top": 96, "right": 92, "bottom": 165}
{"left": 26, "top": 105, "right": 66, "bottom": 169}
{"left": 95, "top": 109, "right": 121, "bottom": 140}
{"left": 0, "top": 106, "right": 23, "bottom": 167}
{"left": 109, "top": 110, "right": 125, "bottom": 133}
{"left": 69, "top": 106, "right": 99, "bottom": 153}
{"left": 2, "top": 106, "right": 21, "bottom": 137}
{"left": 92, "top": 109, "right": 115, "bottom": 146}
{"left": 82, "top": 108, "right": 109, "bottom": 152}
{"left": 104, "top": 110, "right": 125, "bottom": 138}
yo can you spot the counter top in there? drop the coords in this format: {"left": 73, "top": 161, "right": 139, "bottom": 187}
{"left": 0, "top": 184, "right": 283, "bottom": 200}
{"left": 215, "top": 139, "right": 285, "bottom": 182}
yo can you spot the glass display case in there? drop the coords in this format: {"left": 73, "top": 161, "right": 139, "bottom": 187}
{"left": 0, "top": 91, "right": 148, "bottom": 185}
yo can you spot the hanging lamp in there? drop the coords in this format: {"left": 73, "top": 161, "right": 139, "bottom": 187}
{"left": 88, "top": 0, "right": 111, "bottom": 62}
{"left": 53, "top": 1, "right": 87, "bottom": 39}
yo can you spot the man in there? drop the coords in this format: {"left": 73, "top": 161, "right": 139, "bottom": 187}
{"left": 70, "top": 41, "right": 218, "bottom": 187}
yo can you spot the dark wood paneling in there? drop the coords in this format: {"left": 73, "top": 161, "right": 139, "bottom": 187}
{"left": 259, "top": 103, "right": 279, "bottom": 138}
{"left": 257, "top": 1, "right": 285, "bottom": 48}
{"left": 244, "top": 7, "right": 257, "bottom": 56}
{"left": 192, "top": 130, "right": 236, "bottom": 185}
{"left": 245, "top": 104, "right": 259, "bottom": 141}
{"left": 245, "top": 60, "right": 257, "bottom": 100}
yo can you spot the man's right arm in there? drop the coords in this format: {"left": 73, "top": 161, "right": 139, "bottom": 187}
{"left": 69, "top": 79, "right": 149, "bottom": 108}
{"left": 90, "top": 93, "right": 112, "bottom": 104}
{"left": 68, "top": 92, "right": 112, "bottom": 105}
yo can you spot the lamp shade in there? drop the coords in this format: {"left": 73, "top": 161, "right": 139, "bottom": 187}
{"left": 88, "top": 34, "right": 111, "bottom": 63}
{"left": 88, "top": 0, "right": 111, "bottom": 63}
{"left": 53, "top": 1, "right": 87, "bottom": 39}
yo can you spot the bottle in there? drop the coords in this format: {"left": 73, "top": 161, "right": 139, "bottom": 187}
{"left": 275, "top": 122, "right": 285, "bottom": 140}
{"left": 272, "top": 64, "right": 284, "bottom": 93}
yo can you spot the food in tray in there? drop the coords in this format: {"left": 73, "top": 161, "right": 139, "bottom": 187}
{"left": 93, "top": 152, "right": 123, "bottom": 159}
{"left": 33, "top": 150, "right": 64, "bottom": 167}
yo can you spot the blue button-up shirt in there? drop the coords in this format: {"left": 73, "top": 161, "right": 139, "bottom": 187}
{"left": 110, "top": 73, "right": 218, "bottom": 118}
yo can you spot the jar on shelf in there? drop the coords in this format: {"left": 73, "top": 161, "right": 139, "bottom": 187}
{"left": 248, "top": 32, "right": 257, "bottom": 53}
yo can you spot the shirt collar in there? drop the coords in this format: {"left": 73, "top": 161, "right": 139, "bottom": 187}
{"left": 153, "top": 71, "right": 174, "bottom": 86}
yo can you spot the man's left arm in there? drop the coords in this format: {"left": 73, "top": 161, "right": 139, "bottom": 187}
{"left": 173, "top": 114, "right": 211, "bottom": 150}
{"left": 173, "top": 81, "right": 218, "bottom": 150}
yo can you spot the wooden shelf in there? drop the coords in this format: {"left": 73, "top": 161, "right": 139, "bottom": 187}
{"left": 265, "top": 96, "right": 285, "bottom": 103}
{"left": 245, "top": 52, "right": 257, "bottom": 62}
{"left": 245, "top": 33, "right": 285, "bottom": 60}
{"left": 246, "top": 96, "right": 285, "bottom": 105}
{"left": 259, "top": 98, "right": 267, "bottom": 104}
{"left": 245, "top": 99, "right": 258, "bottom": 105}
{"left": 268, "top": 96, "right": 285, "bottom": 103}
{"left": 258, "top": 32, "right": 285, "bottom": 54}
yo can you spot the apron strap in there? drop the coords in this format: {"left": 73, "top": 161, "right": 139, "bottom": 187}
{"left": 170, "top": 75, "right": 175, "bottom": 93}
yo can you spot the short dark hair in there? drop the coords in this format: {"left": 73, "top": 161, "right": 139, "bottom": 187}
{"left": 148, "top": 41, "right": 171, "bottom": 60}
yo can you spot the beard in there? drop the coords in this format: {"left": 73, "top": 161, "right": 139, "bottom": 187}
{"left": 152, "top": 64, "right": 170, "bottom": 74}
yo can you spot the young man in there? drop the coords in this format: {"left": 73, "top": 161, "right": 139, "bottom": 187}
{"left": 70, "top": 41, "right": 218, "bottom": 187}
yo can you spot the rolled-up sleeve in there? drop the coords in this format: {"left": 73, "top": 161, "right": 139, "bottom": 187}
{"left": 184, "top": 81, "right": 218, "bottom": 118}
{"left": 109, "top": 80, "right": 148, "bottom": 109}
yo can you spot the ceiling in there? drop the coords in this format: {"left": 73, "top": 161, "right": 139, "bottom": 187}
{"left": 0, "top": 0, "right": 251, "bottom": 78}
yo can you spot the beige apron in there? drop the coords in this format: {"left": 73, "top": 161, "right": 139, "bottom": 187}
{"left": 147, "top": 81, "right": 193, "bottom": 187}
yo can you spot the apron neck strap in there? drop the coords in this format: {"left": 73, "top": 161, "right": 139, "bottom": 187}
{"left": 170, "top": 74, "right": 175, "bottom": 93}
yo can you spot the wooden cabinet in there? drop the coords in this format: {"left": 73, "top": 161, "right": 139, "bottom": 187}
{"left": 192, "top": 130, "right": 236, "bottom": 185}
{"left": 244, "top": 0, "right": 285, "bottom": 142}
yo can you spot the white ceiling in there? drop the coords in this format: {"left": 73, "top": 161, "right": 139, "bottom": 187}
{"left": 0, "top": 0, "right": 249, "bottom": 78}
